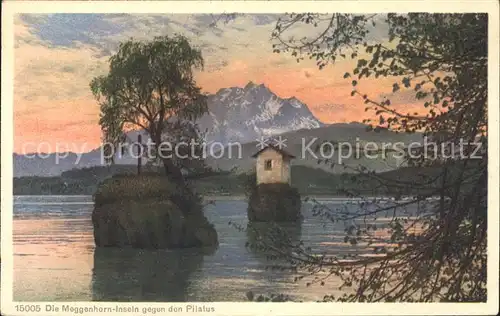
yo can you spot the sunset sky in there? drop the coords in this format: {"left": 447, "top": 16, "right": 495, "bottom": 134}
{"left": 14, "top": 13, "right": 420, "bottom": 153}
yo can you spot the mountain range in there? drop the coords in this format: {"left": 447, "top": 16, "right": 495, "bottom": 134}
{"left": 13, "top": 82, "right": 422, "bottom": 177}
{"left": 198, "top": 81, "right": 323, "bottom": 144}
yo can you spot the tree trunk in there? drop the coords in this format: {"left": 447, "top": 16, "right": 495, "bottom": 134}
{"left": 161, "top": 157, "right": 185, "bottom": 187}
{"left": 153, "top": 134, "right": 186, "bottom": 187}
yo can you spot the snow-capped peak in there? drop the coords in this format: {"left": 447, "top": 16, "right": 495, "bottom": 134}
{"left": 197, "top": 82, "right": 325, "bottom": 144}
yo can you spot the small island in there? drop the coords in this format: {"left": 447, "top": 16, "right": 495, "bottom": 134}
{"left": 247, "top": 145, "right": 302, "bottom": 222}
{"left": 88, "top": 35, "right": 219, "bottom": 250}
{"left": 92, "top": 174, "right": 218, "bottom": 249}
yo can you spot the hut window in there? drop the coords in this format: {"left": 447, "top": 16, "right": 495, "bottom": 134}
{"left": 264, "top": 159, "right": 272, "bottom": 170}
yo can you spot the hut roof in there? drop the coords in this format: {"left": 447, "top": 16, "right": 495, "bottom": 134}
{"left": 251, "top": 145, "right": 296, "bottom": 159}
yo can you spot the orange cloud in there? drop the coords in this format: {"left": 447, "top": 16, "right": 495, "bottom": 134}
{"left": 14, "top": 97, "right": 101, "bottom": 153}
{"left": 13, "top": 14, "right": 433, "bottom": 154}
{"left": 197, "top": 55, "right": 429, "bottom": 125}
{"left": 13, "top": 59, "right": 430, "bottom": 154}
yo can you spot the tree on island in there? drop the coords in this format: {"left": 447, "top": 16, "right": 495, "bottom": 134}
{"left": 90, "top": 35, "right": 208, "bottom": 187}
{"left": 89, "top": 36, "right": 219, "bottom": 250}
{"left": 209, "top": 13, "right": 487, "bottom": 302}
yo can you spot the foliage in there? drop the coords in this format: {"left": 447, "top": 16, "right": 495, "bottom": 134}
{"left": 90, "top": 35, "right": 208, "bottom": 185}
{"left": 92, "top": 175, "right": 218, "bottom": 249}
{"left": 93, "top": 174, "right": 176, "bottom": 207}
{"left": 12, "top": 176, "right": 95, "bottom": 195}
{"left": 243, "top": 13, "right": 489, "bottom": 302}
{"left": 15, "top": 165, "right": 471, "bottom": 197}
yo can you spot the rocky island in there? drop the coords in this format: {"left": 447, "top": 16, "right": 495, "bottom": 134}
{"left": 247, "top": 146, "right": 302, "bottom": 222}
{"left": 92, "top": 174, "right": 218, "bottom": 249}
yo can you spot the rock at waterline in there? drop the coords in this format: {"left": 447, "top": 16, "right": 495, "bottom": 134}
{"left": 247, "top": 183, "right": 302, "bottom": 222}
{"left": 92, "top": 175, "right": 218, "bottom": 249}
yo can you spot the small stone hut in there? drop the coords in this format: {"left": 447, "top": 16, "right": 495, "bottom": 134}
{"left": 248, "top": 145, "right": 302, "bottom": 222}
{"left": 251, "top": 145, "right": 295, "bottom": 185}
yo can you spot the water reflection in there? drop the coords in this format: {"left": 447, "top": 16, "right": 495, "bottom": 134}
{"left": 246, "top": 222, "right": 302, "bottom": 262}
{"left": 15, "top": 197, "right": 426, "bottom": 302}
{"left": 92, "top": 247, "right": 213, "bottom": 301}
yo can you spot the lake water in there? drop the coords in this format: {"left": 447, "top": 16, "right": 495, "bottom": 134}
{"left": 13, "top": 195, "right": 420, "bottom": 302}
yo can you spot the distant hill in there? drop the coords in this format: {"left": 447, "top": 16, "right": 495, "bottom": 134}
{"left": 206, "top": 122, "right": 423, "bottom": 174}
{"left": 13, "top": 82, "right": 423, "bottom": 177}
{"left": 13, "top": 165, "right": 338, "bottom": 196}
{"left": 13, "top": 164, "right": 447, "bottom": 197}
{"left": 13, "top": 122, "right": 423, "bottom": 177}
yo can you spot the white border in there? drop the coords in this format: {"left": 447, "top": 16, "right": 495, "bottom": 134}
{"left": 1, "top": 1, "right": 499, "bottom": 315}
